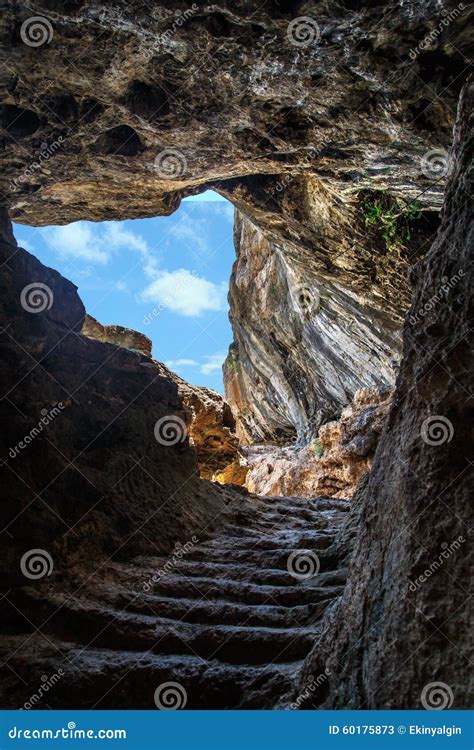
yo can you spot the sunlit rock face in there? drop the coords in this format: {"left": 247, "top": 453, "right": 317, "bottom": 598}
{"left": 225, "top": 211, "right": 405, "bottom": 443}
{"left": 243, "top": 387, "right": 392, "bottom": 498}
{"left": 82, "top": 314, "right": 153, "bottom": 357}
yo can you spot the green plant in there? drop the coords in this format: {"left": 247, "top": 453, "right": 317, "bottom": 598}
{"left": 362, "top": 192, "right": 422, "bottom": 251}
{"left": 312, "top": 438, "right": 324, "bottom": 458}
{"left": 224, "top": 345, "right": 239, "bottom": 373}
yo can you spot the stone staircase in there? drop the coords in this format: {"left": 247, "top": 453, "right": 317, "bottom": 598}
{"left": 0, "top": 495, "right": 349, "bottom": 709}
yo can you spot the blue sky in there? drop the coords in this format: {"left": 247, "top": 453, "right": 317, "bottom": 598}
{"left": 13, "top": 191, "right": 235, "bottom": 394}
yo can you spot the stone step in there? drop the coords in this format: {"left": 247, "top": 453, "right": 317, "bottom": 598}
{"left": 197, "top": 530, "right": 337, "bottom": 551}
{"left": 115, "top": 593, "right": 331, "bottom": 628}
{"left": 39, "top": 602, "right": 317, "bottom": 665}
{"left": 152, "top": 574, "right": 344, "bottom": 607}
{"left": 131, "top": 557, "right": 346, "bottom": 588}
{"left": 0, "top": 637, "right": 299, "bottom": 709}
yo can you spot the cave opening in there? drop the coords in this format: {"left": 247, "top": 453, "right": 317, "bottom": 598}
{"left": 13, "top": 190, "right": 236, "bottom": 396}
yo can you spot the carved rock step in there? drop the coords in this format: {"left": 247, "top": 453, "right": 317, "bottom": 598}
{"left": 0, "top": 637, "right": 299, "bottom": 709}
{"left": 132, "top": 557, "right": 347, "bottom": 588}
{"left": 116, "top": 594, "right": 332, "bottom": 628}
{"left": 151, "top": 574, "right": 344, "bottom": 607}
{"left": 39, "top": 603, "right": 318, "bottom": 665}
{"left": 0, "top": 493, "right": 349, "bottom": 709}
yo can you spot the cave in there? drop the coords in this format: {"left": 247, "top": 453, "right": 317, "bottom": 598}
{"left": 0, "top": 0, "right": 472, "bottom": 714}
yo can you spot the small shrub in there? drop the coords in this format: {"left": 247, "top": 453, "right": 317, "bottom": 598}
{"left": 362, "top": 191, "right": 422, "bottom": 251}
{"left": 312, "top": 439, "right": 324, "bottom": 458}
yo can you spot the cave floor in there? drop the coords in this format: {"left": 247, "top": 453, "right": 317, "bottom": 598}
{"left": 0, "top": 494, "right": 349, "bottom": 709}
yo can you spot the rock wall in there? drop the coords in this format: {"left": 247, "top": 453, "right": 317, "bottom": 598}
{"left": 81, "top": 313, "right": 153, "bottom": 357}
{"left": 81, "top": 314, "right": 240, "bottom": 480}
{"left": 224, "top": 211, "right": 405, "bottom": 442}
{"left": 300, "top": 80, "right": 473, "bottom": 709}
{"left": 244, "top": 387, "right": 391, "bottom": 498}
{"left": 0, "top": 217, "right": 237, "bottom": 586}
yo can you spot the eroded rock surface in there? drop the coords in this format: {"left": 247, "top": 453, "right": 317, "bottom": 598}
{"left": 244, "top": 387, "right": 391, "bottom": 498}
{"left": 0, "top": 493, "right": 349, "bottom": 709}
{"left": 0, "top": 220, "right": 236, "bottom": 582}
{"left": 300, "top": 81, "right": 473, "bottom": 710}
{"left": 2, "top": 0, "right": 469, "bottom": 428}
{"left": 224, "top": 212, "right": 404, "bottom": 441}
{"left": 82, "top": 313, "right": 153, "bottom": 357}
{"left": 81, "top": 313, "right": 240, "bottom": 480}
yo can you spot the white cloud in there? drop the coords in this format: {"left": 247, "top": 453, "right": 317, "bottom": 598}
{"left": 170, "top": 212, "right": 210, "bottom": 258}
{"left": 42, "top": 222, "right": 110, "bottom": 264}
{"left": 140, "top": 269, "right": 227, "bottom": 317}
{"left": 165, "top": 358, "right": 198, "bottom": 369}
{"left": 200, "top": 352, "right": 226, "bottom": 375}
{"left": 40, "top": 220, "right": 159, "bottom": 275}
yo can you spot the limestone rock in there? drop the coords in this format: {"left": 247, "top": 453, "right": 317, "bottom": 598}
{"left": 244, "top": 387, "right": 391, "bottom": 498}
{"left": 81, "top": 313, "right": 152, "bottom": 357}
{"left": 80, "top": 313, "right": 240, "bottom": 480}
